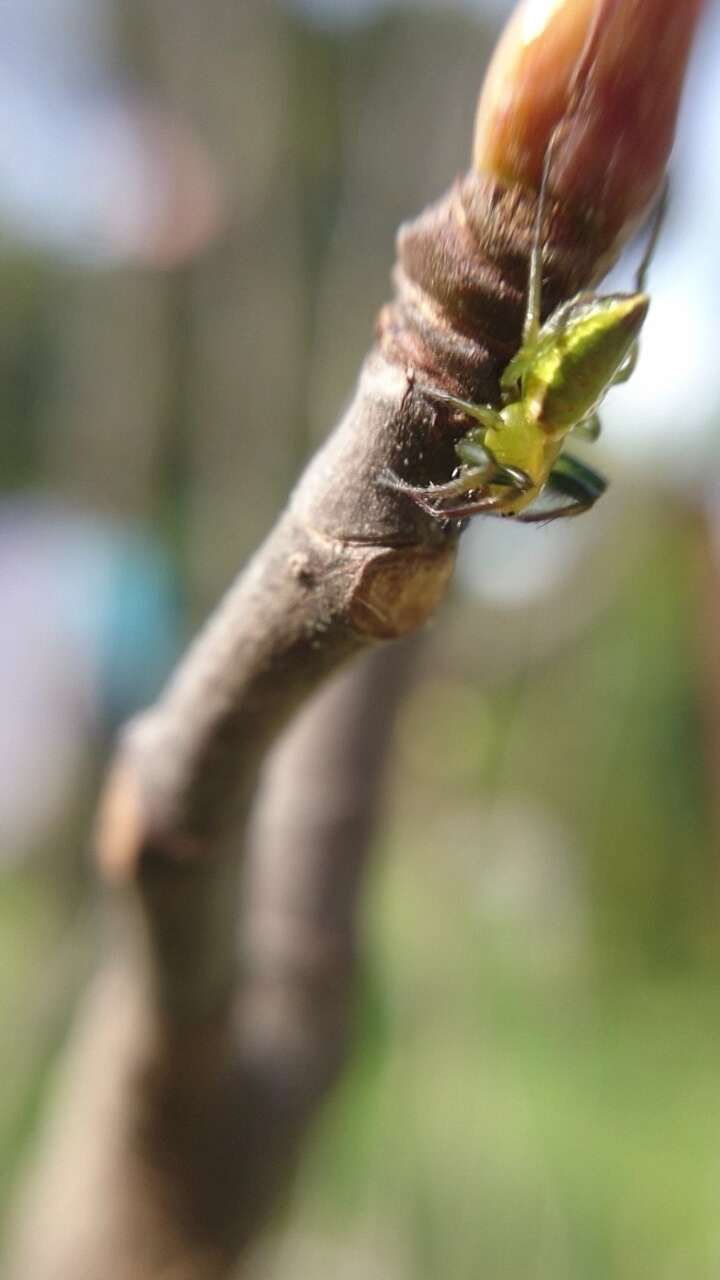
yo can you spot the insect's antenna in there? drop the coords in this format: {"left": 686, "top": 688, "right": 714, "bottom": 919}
{"left": 634, "top": 178, "right": 669, "bottom": 294}
{"left": 522, "top": 141, "right": 554, "bottom": 348}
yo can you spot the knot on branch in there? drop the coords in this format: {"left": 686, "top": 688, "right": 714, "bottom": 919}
{"left": 378, "top": 171, "right": 607, "bottom": 406}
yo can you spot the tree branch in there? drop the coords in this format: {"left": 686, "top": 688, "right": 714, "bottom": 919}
{"left": 6, "top": 0, "right": 704, "bottom": 1273}
{"left": 8, "top": 174, "right": 562, "bottom": 1280}
{"left": 6, "top": 644, "right": 415, "bottom": 1279}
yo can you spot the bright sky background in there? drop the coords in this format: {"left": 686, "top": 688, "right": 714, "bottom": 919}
{"left": 3, "top": 0, "right": 717, "bottom": 473}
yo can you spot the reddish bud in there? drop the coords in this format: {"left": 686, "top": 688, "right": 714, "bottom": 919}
{"left": 474, "top": 0, "right": 705, "bottom": 244}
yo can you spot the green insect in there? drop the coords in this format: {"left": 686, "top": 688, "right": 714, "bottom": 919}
{"left": 383, "top": 170, "right": 667, "bottom": 523}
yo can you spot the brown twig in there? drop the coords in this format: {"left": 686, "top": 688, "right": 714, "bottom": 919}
{"left": 6, "top": 645, "right": 416, "bottom": 1278}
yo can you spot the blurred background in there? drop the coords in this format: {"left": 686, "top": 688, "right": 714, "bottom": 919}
{"left": 2, "top": 0, "right": 720, "bottom": 1275}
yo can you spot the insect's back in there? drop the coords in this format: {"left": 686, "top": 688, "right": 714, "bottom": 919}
{"left": 524, "top": 293, "right": 649, "bottom": 431}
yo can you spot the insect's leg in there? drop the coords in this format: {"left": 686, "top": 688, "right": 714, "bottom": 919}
{"left": 416, "top": 489, "right": 521, "bottom": 521}
{"left": 377, "top": 463, "right": 494, "bottom": 508}
{"left": 634, "top": 178, "right": 669, "bottom": 294}
{"left": 415, "top": 469, "right": 534, "bottom": 521}
{"left": 378, "top": 431, "right": 498, "bottom": 507}
{"left": 599, "top": 188, "right": 667, "bottom": 409}
{"left": 500, "top": 348, "right": 533, "bottom": 397}
{"left": 571, "top": 412, "right": 602, "bottom": 442}
{"left": 611, "top": 343, "right": 639, "bottom": 387}
{"left": 515, "top": 452, "right": 607, "bottom": 523}
{"left": 380, "top": 426, "right": 493, "bottom": 495}
{"left": 379, "top": 417, "right": 532, "bottom": 519}
{"left": 522, "top": 142, "right": 553, "bottom": 347}
{"left": 426, "top": 389, "right": 504, "bottom": 433}
{"left": 380, "top": 457, "right": 533, "bottom": 521}
{"left": 378, "top": 451, "right": 528, "bottom": 507}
